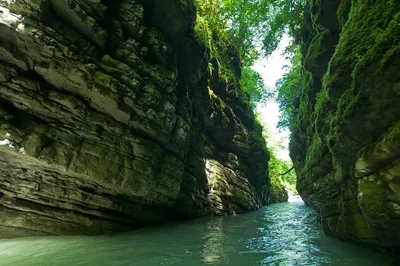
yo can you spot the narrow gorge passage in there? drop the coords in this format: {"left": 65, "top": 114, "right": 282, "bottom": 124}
{"left": 0, "top": 201, "right": 388, "bottom": 266}
{"left": 0, "top": 0, "right": 399, "bottom": 265}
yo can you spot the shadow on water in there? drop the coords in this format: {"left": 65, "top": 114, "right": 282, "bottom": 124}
{"left": 0, "top": 202, "right": 389, "bottom": 266}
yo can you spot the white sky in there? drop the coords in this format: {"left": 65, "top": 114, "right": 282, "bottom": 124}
{"left": 253, "top": 34, "right": 291, "bottom": 161}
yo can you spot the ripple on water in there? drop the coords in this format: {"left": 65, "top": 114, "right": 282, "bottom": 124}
{"left": 0, "top": 202, "right": 390, "bottom": 266}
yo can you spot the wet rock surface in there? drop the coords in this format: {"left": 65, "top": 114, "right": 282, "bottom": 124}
{"left": 0, "top": 0, "right": 283, "bottom": 236}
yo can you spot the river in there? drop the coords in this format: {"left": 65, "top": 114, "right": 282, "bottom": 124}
{"left": 0, "top": 200, "right": 388, "bottom": 266}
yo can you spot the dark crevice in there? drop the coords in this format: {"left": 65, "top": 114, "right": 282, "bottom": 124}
{"left": 0, "top": 97, "right": 44, "bottom": 129}
{"left": 99, "top": 0, "right": 124, "bottom": 55}
{"left": 12, "top": 197, "right": 136, "bottom": 225}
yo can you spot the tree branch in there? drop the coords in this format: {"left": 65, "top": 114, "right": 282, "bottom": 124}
{"left": 278, "top": 166, "right": 294, "bottom": 176}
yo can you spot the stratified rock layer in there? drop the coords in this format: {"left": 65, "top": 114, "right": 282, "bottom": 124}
{"left": 292, "top": 0, "right": 400, "bottom": 258}
{"left": 0, "top": 0, "right": 283, "bottom": 236}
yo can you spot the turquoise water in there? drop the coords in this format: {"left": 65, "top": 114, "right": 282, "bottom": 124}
{"left": 0, "top": 202, "right": 388, "bottom": 265}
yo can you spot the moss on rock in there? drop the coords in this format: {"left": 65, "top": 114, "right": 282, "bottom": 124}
{"left": 291, "top": 0, "right": 400, "bottom": 256}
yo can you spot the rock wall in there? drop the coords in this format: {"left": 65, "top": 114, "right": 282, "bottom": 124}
{"left": 292, "top": 0, "right": 400, "bottom": 258}
{"left": 0, "top": 0, "right": 283, "bottom": 236}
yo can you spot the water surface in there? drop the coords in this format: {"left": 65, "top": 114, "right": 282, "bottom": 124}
{"left": 0, "top": 201, "right": 388, "bottom": 265}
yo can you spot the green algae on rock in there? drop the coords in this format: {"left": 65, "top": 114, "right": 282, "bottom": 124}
{"left": 288, "top": 0, "right": 400, "bottom": 259}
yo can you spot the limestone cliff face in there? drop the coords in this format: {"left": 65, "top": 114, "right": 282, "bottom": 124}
{"left": 0, "top": 0, "right": 283, "bottom": 236}
{"left": 292, "top": 0, "right": 400, "bottom": 257}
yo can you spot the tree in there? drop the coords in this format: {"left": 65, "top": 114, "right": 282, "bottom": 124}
{"left": 255, "top": 113, "right": 297, "bottom": 190}
{"left": 196, "top": 0, "right": 301, "bottom": 191}
{"left": 195, "top": 0, "right": 303, "bottom": 107}
{"left": 275, "top": 46, "right": 304, "bottom": 130}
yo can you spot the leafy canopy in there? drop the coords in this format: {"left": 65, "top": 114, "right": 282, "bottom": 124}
{"left": 195, "top": 0, "right": 304, "bottom": 107}
{"left": 195, "top": 0, "right": 305, "bottom": 189}
{"left": 275, "top": 46, "right": 304, "bottom": 130}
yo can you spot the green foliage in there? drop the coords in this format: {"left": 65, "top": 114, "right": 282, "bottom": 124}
{"left": 240, "top": 66, "right": 270, "bottom": 107}
{"left": 219, "top": 0, "right": 271, "bottom": 64}
{"left": 195, "top": 0, "right": 304, "bottom": 193}
{"left": 255, "top": 113, "right": 297, "bottom": 191}
{"left": 195, "top": 0, "right": 236, "bottom": 80}
{"left": 195, "top": 0, "right": 315, "bottom": 130}
{"left": 195, "top": 0, "right": 306, "bottom": 108}
{"left": 269, "top": 151, "right": 297, "bottom": 192}
{"left": 272, "top": 2, "right": 325, "bottom": 133}
{"left": 262, "top": 0, "right": 306, "bottom": 57}
{"left": 275, "top": 46, "right": 304, "bottom": 130}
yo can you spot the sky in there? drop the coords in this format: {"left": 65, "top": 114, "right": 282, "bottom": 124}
{"left": 253, "top": 34, "right": 291, "bottom": 161}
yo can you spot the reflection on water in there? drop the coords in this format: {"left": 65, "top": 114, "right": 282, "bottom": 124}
{"left": 0, "top": 202, "right": 388, "bottom": 266}
{"left": 202, "top": 218, "right": 225, "bottom": 264}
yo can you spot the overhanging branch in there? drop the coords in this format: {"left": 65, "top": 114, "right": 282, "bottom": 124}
{"left": 278, "top": 166, "right": 294, "bottom": 176}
